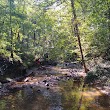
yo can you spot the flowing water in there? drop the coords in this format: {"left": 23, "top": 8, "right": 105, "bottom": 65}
{"left": 0, "top": 80, "right": 110, "bottom": 110}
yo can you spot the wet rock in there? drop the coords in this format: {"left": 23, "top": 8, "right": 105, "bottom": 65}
{"left": 55, "top": 77, "right": 60, "bottom": 81}
{"left": 25, "top": 71, "right": 35, "bottom": 77}
{"left": 64, "top": 73, "right": 67, "bottom": 76}
{"left": 6, "top": 78, "right": 16, "bottom": 82}
{"left": 24, "top": 77, "right": 30, "bottom": 82}
{"left": 47, "top": 87, "right": 50, "bottom": 90}
{"left": 59, "top": 76, "right": 63, "bottom": 80}
{"left": 37, "top": 89, "right": 41, "bottom": 93}
{"left": 45, "top": 83, "right": 49, "bottom": 87}
{"left": 24, "top": 77, "right": 33, "bottom": 82}
{"left": 43, "top": 80, "right": 47, "bottom": 83}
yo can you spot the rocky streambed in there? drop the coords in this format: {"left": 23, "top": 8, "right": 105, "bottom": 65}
{"left": 0, "top": 66, "right": 85, "bottom": 96}
{"left": 0, "top": 66, "right": 110, "bottom": 110}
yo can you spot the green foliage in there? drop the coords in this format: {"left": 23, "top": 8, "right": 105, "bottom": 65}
{"left": 85, "top": 71, "right": 98, "bottom": 84}
{"left": 0, "top": 0, "right": 110, "bottom": 65}
{"left": 0, "top": 100, "right": 6, "bottom": 110}
{"left": 86, "top": 65, "right": 110, "bottom": 85}
{"left": 64, "top": 52, "right": 78, "bottom": 62}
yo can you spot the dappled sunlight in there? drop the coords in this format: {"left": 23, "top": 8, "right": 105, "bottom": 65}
{"left": 0, "top": 77, "right": 110, "bottom": 110}
{"left": 82, "top": 88, "right": 102, "bottom": 100}
{"left": 0, "top": 64, "right": 110, "bottom": 110}
{"left": 60, "top": 80, "right": 110, "bottom": 110}
{"left": 0, "top": 0, "right": 110, "bottom": 110}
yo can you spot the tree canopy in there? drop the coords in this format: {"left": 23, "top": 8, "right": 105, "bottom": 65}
{"left": 0, "top": 0, "right": 110, "bottom": 65}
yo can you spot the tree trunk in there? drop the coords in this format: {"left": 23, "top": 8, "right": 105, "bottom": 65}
{"left": 10, "top": 28, "right": 13, "bottom": 59}
{"left": 70, "top": 0, "right": 88, "bottom": 73}
{"left": 9, "top": 0, "right": 13, "bottom": 59}
{"left": 34, "top": 32, "right": 36, "bottom": 47}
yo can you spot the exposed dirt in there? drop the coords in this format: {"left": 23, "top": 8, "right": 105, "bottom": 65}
{"left": 0, "top": 65, "right": 109, "bottom": 96}
{"left": 0, "top": 65, "right": 86, "bottom": 95}
{"left": 11, "top": 66, "right": 86, "bottom": 88}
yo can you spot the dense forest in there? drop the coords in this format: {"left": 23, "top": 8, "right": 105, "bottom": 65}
{"left": 0, "top": 0, "right": 109, "bottom": 63}
{"left": 0, "top": 0, "right": 110, "bottom": 110}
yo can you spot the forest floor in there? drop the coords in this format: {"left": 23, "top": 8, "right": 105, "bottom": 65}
{"left": 0, "top": 65, "right": 85, "bottom": 95}
{"left": 10, "top": 65, "right": 86, "bottom": 89}
{"left": 0, "top": 64, "right": 109, "bottom": 96}
{"left": 1, "top": 65, "right": 110, "bottom": 110}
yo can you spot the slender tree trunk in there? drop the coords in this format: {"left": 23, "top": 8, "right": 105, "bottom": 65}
{"left": 27, "top": 36, "right": 29, "bottom": 49}
{"left": 9, "top": 0, "right": 13, "bottom": 59}
{"left": 34, "top": 32, "right": 36, "bottom": 47}
{"left": 33, "top": 32, "right": 36, "bottom": 55}
{"left": 17, "top": 32, "right": 20, "bottom": 42}
{"left": 70, "top": 0, "right": 88, "bottom": 73}
{"left": 10, "top": 28, "right": 13, "bottom": 58}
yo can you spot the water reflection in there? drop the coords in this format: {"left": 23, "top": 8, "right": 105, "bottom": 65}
{"left": 60, "top": 80, "right": 110, "bottom": 110}
{"left": 0, "top": 80, "right": 110, "bottom": 110}
{"left": 0, "top": 87, "right": 50, "bottom": 110}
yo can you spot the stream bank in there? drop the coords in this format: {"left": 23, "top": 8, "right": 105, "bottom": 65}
{"left": 0, "top": 62, "right": 110, "bottom": 110}
{"left": 0, "top": 71, "right": 110, "bottom": 110}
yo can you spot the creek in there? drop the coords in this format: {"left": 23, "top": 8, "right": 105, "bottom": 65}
{"left": 0, "top": 79, "right": 110, "bottom": 110}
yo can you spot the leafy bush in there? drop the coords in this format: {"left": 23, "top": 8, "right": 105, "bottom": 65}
{"left": 64, "top": 52, "right": 79, "bottom": 62}
{"left": 85, "top": 71, "right": 98, "bottom": 84}
{"left": 85, "top": 65, "right": 110, "bottom": 86}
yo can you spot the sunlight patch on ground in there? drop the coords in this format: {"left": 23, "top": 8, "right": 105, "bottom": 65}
{"left": 82, "top": 88, "right": 102, "bottom": 101}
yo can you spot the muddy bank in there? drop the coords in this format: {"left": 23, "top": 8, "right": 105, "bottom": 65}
{"left": 0, "top": 62, "right": 110, "bottom": 97}
{"left": 0, "top": 65, "right": 85, "bottom": 96}
{"left": 0, "top": 65, "right": 110, "bottom": 110}
{"left": 85, "top": 64, "right": 110, "bottom": 96}
{"left": 0, "top": 76, "right": 110, "bottom": 110}
{"left": 0, "top": 56, "right": 26, "bottom": 83}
